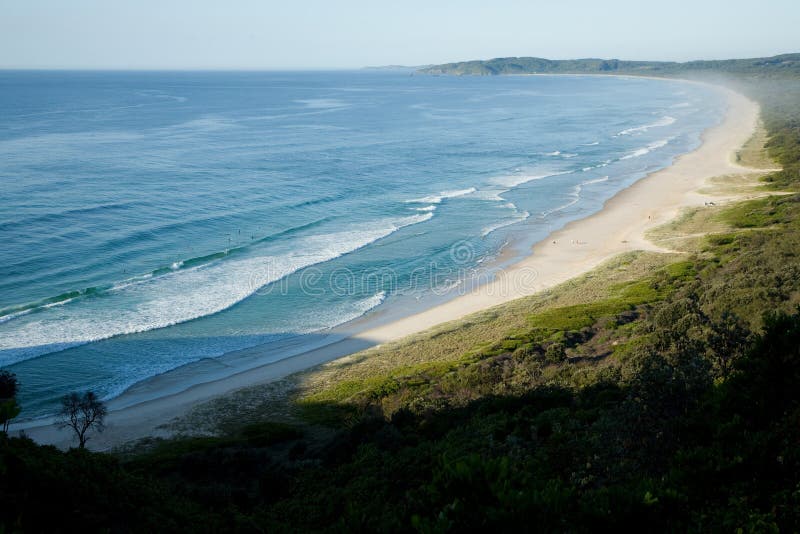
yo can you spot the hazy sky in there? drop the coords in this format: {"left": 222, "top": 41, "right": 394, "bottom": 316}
{"left": 2, "top": 0, "right": 798, "bottom": 70}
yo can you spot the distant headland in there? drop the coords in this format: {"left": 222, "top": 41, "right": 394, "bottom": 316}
{"left": 414, "top": 53, "right": 800, "bottom": 77}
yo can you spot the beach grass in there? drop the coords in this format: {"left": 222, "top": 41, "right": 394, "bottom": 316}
{"left": 736, "top": 121, "right": 776, "bottom": 169}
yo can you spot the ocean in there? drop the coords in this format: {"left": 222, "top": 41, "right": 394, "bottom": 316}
{"left": 0, "top": 70, "right": 725, "bottom": 420}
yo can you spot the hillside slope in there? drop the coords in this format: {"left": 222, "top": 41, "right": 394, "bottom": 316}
{"left": 418, "top": 53, "right": 800, "bottom": 77}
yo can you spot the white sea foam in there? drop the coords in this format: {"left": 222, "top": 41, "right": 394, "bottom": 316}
{"left": 671, "top": 102, "right": 691, "bottom": 109}
{"left": 582, "top": 160, "right": 612, "bottom": 172}
{"left": 440, "top": 187, "right": 477, "bottom": 199}
{"left": 481, "top": 210, "right": 530, "bottom": 237}
{"left": 0, "top": 215, "right": 430, "bottom": 366}
{"left": 617, "top": 116, "right": 676, "bottom": 136}
{"left": 293, "top": 291, "right": 388, "bottom": 334}
{"left": 541, "top": 150, "right": 577, "bottom": 159}
{"left": 581, "top": 175, "right": 610, "bottom": 186}
{"left": 0, "top": 309, "right": 34, "bottom": 324}
{"left": 538, "top": 175, "right": 608, "bottom": 220}
{"left": 541, "top": 185, "right": 582, "bottom": 217}
{"left": 412, "top": 205, "right": 437, "bottom": 212}
{"left": 405, "top": 187, "right": 477, "bottom": 204}
{"left": 323, "top": 291, "right": 386, "bottom": 329}
{"left": 108, "top": 272, "right": 156, "bottom": 292}
{"left": 491, "top": 170, "right": 572, "bottom": 188}
{"left": 480, "top": 200, "right": 530, "bottom": 237}
{"left": 471, "top": 189, "right": 508, "bottom": 201}
{"left": 620, "top": 138, "right": 670, "bottom": 160}
{"left": 90, "top": 288, "right": 392, "bottom": 403}
{"left": 582, "top": 159, "right": 612, "bottom": 172}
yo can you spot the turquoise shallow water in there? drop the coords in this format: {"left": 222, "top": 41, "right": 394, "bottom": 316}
{"left": 0, "top": 71, "right": 725, "bottom": 419}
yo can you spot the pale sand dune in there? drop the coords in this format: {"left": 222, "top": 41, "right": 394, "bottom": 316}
{"left": 18, "top": 85, "right": 763, "bottom": 450}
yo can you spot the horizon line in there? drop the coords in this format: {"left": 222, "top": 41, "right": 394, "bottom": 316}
{"left": 2, "top": 51, "right": 798, "bottom": 73}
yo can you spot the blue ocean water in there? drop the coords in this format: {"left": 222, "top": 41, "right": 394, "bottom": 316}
{"left": 0, "top": 71, "right": 725, "bottom": 419}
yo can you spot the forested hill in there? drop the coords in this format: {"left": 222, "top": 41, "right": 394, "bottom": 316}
{"left": 417, "top": 53, "right": 800, "bottom": 77}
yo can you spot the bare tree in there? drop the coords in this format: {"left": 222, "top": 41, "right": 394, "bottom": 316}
{"left": 58, "top": 391, "right": 107, "bottom": 448}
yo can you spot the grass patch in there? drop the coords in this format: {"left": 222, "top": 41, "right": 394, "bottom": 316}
{"left": 664, "top": 260, "right": 696, "bottom": 280}
{"left": 646, "top": 206, "right": 729, "bottom": 253}
{"left": 719, "top": 194, "right": 799, "bottom": 228}
{"left": 736, "top": 121, "right": 776, "bottom": 169}
{"left": 528, "top": 277, "right": 666, "bottom": 333}
{"left": 762, "top": 165, "right": 800, "bottom": 191}
{"left": 704, "top": 233, "right": 737, "bottom": 246}
{"left": 529, "top": 299, "right": 637, "bottom": 332}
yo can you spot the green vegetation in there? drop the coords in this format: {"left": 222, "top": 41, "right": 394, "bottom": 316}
{"left": 418, "top": 53, "right": 800, "bottom": 77}
{"left": 4, "top": 60, "right": 800, "bottom": 531}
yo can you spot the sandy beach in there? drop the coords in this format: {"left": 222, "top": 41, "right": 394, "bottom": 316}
{"left": 18, "top": 83, "right": 763, "bottom": 450}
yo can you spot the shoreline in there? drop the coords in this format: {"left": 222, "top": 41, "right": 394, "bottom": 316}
{"left": 17, "top": 82, "right": 763, "bottom": 449}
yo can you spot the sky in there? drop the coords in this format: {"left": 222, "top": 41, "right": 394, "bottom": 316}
{"left": 1, "top": 0, "right": 799, "bottom": 70}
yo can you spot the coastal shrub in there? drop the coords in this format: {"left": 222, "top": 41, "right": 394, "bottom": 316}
{"left": 544, "top": 342, "right": 567, "bottom": 364}
{"left": 704, "top": 233, "right": 737, "bottom": 246}
{"left": 664, "top": 260, "right": 696, "bottom": 281}
{"left": 763, "top": 164, "right": 800, "bottom": 190}
{"left": 296, "top": 400, "right": 358, "bottom": 427}
{"left": 0, "top": 436, "right": 207, "bottom": 532}
{"left": 529, "top": 301, "right": 631, "bottom": 331}
{"left": 720, "top": 194, "right": 798, "bottom": 228}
